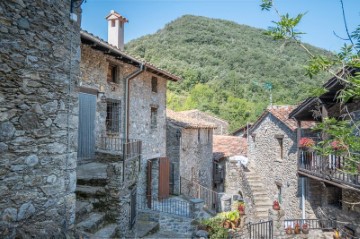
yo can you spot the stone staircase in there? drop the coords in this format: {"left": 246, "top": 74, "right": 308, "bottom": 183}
{"left": 245, "top": 169, "right": 273, "bottom": 220}
{"left": 75, "top": 162, "right": 118, "bottom": 238}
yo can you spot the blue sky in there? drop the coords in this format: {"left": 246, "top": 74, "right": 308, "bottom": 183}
{"left": 81, "top": 0, "right": 359, "bottom": 51}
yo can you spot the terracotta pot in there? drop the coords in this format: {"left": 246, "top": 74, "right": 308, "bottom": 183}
{"left": 294, "top": 227, "right": 301, "bottom": 234}
{"left": 285, "top": 228, "right": 293, "bottom": 235}
{"left": 273, "top": 205, "right": 280, "bottom": 210}
{"left": 223, "top": 220, "right": 231, "bottom": 229}
{"left": 302, "top": 227, "right": 309, "bottom": 234}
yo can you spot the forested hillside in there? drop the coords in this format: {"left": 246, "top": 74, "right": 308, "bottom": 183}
{"left": 125, "top": 15, "right": 332, "bottom": 131}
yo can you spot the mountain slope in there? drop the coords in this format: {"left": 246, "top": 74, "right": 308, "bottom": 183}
{"left": 125, "top": 15, "right": 332, "bottom": 131}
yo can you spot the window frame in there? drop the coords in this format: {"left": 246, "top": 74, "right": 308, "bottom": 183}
{"left": 151, "top": 76, "right": 158, "bottom": 93}
{"left": 106, "top": 99, "right": 121, "bottom": 134}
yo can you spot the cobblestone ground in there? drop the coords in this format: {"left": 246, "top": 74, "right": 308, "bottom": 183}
{"left": 143, "top": 230, "right": 191, "bottom": 239}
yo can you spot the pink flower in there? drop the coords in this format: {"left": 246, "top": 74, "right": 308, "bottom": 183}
{"left": 330, "top": 140, "right": 347, "bottom": 151}
{"left": 299, "top": 137, "right": 315, "bottom": 148}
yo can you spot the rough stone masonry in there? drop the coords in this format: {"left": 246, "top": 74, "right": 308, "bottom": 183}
{"left": 0, "top": 0, "right": 81, "bottom": 237}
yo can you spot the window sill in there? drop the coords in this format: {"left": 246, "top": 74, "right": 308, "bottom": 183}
{"left": 275, "top": 159, "right": 283, "bottom": 163}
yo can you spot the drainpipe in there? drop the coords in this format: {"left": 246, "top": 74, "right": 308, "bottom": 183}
{"left": 302, "top": 177, "right": 306, "bottom": 221}
{"left": 124, "top": 63, "right": 145, "bottom": 142}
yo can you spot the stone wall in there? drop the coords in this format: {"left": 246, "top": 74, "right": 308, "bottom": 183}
{"left": 179, "top": 128, "right": 213, "bottom": 189}
{"left": 248, "top": 113, "right": 316, "bottom": 219}
{"left": 80, "top": 43, "right": 168, "bottom": 197}
{"left": 182, "top": 110, "right": 228, "bottom": 135}
{"left": 0, "top": 0, "right": 81, "bottom": 237}
{"left": 166, "top": 123, "right": 181, "bottom": 194}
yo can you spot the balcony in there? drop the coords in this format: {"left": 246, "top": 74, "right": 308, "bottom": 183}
{"left": 298, "top": 149, "right": 360, "bottom": 190}
{"left": 97, "top": 136, "right": 142, "bottom": 161}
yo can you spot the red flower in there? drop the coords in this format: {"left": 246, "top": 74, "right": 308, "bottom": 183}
{"left": 330, "top": 140, "right": 347, "bottom": 151}
{"left": 299, "top": 137, "right": 315, "bottom": 148}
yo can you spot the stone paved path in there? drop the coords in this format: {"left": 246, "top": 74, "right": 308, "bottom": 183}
{"left": 143, "top": 230, "right": 191, "bottom": 239}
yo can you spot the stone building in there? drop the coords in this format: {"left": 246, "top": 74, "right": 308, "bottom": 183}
{"left": 180, "top": 109, "right": 229, "bottom": 135}
{"left": 247, "top": 105, "right": 316, "bottom": 220}
{"left": 0, "top": 4, "right": 181, "bottom": 237}
{"left": 166, "top": 110, "right": 216, "bottom": 196}
{"left": 290, "top": 67, "right": 360, "bottom": 237}
{"left": 76, "top": 11, "right": 180, "bottom": 237}
{"left": 0, "top": 0, "right": 82, "bottom": 237}
{"left": 212, "top": 135, "right": 248, "bottom": 212}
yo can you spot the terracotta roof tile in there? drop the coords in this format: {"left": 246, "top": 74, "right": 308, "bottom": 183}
{"left": 166, "top": 110, "right": 217, "bottom": 129}
{"left": 251, "top": 105, "right": 314, "bottom": 132}
{"left": 213, "top": 135, "right": 247, "bottom": 160}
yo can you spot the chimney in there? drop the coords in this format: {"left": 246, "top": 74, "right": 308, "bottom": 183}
{"left": 105, "top": 10, "right": 128, "bottom": 51}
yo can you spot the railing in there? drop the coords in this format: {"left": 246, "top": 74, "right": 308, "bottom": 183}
{"left": 283, "top": 219, "right": 335, "bottom": 230}
{"left": 180, "top": 177, "right": 220, "bottom": 212}
{"left": 248, "top": 220, "right": 273, "bottom": 239}
{"left": 298, "top": 150, "right": 360, "bottom": 187}
{"left": 137, "top": 195, "right": 190, "bottom": 218}
{"left": 98, "top": 136, "right": 142, "bottom": 181}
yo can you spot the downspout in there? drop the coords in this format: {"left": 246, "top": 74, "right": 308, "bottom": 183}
{"left": 124, "top": 63, "right": 145, "bottom": 142}
{"left": 302, "top": 177, "right": 306, "bottom": 220}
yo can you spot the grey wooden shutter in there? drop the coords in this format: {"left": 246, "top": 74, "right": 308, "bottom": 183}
{"left": 78, "top": 93, "right": 96, "bottom": 160}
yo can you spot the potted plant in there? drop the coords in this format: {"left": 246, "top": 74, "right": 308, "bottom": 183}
{"left": 273, "top": 200, "right": 280, "bottom": 210}
{"left": 302, "top": 223, "right": 309, "bottom": 234}
{"left": 237, "top": 201, "right": 245, "bottom": 215}
{"left": 285, "top": 225, "right": 293, "bottom": 235}
{"left": 294, "top": 222, "right": 301, "bottom": 234}
{"left": 330, "top": 140, "right": 347, "bottom": 151}
{"left": 222, "top": 211, "right": 240, "bottom": 229}
{"left": 299, "top": 137, "right": 315, "bottom": 149}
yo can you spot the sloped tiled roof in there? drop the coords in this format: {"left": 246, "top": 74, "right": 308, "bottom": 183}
{"left": 250, "top": 105, "right": 314, "bottom": 132}
{"left": 213, "top": 135, "right": 247, "bottom": 160}
{"left": 180, "top": 109, "right": 229, "bottom": 125}
{"left": 166, "top": 110, "right": 217, "bottom": 129}
{"left": 80, "top": 30, "right": 181, "bottom": 82}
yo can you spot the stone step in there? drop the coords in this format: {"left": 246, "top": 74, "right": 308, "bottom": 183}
{"left": 251, "top": 187, "right": 267, "bottom": 193}
{"left": 76, "top": 185, "right": 106, "bottom": 198}
{"left": 76, "top": 212, "right": 105, "bottom": 233}
{"left": 77, "top": 162, "right": 108, "bottom": 180}
{"left": 134, "top": 220, "right": 160, "bottom": 238}
{"left": 252, "top": 192, "right": 268, "bottom": 197}
{"left": 255, "top": 206, "right": 271, "bottom": 212}
{"left": 93, "top": 223, "right": 117, "bottom": 239}
{"left": 254, "top": 198, "right": 272, "bottom": 204}
{"left": 255, "top": 212, "right": 269, "bottom": 219}
{"left": 76, "top": 201, "right": 94, "bottom": 221}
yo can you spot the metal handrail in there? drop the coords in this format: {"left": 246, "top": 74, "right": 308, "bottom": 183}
{"left": 137, "top": 194, "right": 191, "bottom": 218}
{"left": 180, "top": 177, "right": 220, "bottom": 212}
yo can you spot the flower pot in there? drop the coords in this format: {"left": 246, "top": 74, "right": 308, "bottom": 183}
{"left": 302, "top": 227, "right": 309, "bottom": 234}
{"left": 294, "top": 227, "right": 301, "bottom": 234}
{"left": 285, "top": 228, "right": 293, "bottom": 235}
{"left": 223, "top": 220, "right": 231, "bottom": 229}
{"left": 273, "top": 204, "right": 280, "bottom": 210}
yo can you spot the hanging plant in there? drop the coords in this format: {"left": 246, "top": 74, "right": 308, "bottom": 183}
{"left": 299, "top": 137, "right": 315, "bottom": 148}
{"left": 330, "top": 140, "right": 348, "bottom": 151}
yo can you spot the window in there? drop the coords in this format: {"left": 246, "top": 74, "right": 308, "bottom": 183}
{"left": 107, "top": 64, "right": 118, "bottom": 83}
{"left": 198, "top": 129, "right": 201, "bottom": 142}
{"left": 277, "top": 184, "right": 282, "bottom": 204}
{"left": 151, "top": 76, "right": 158, "bottom": 93}
{"left": 111, "top": 19, "right": 115, "bottom": 27}
{"left": 275, "top": 135, "right": 284, "bottom": 160}
{"left": 150, "top": 107, "right": 158, "bottom": 129}
{"left": 106, "top": 100, "right": 120, "bottom": 134}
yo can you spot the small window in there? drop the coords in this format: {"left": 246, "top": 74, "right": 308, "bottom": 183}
{"left": 278, "top": 138, "right": 284, "bottom": 160}
{"left": 150, "top": 107, "right": 158, "bottom": 129}
{"left": 277, "top": 184, "right": 282, "bottom": 204}
{"left": 151, "top": 76, "right": 158, "bottom": 93}
{"left": 107, "top": 64, "right": 118, "bottom": 83}
{"left": 111, "top": 20, "right": 115, "bottom": 27}
{"left": 198, "top": 129, "right": 201, "bottom": 142}
{"left": 106, "top": 100, "right": 121, "bottom": 134}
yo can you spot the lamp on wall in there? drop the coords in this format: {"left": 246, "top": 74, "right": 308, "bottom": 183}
{"left": 98, "top": 85, "right": 106, "bottom": 103}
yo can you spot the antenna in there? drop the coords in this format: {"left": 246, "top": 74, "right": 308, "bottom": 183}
{"left": 264, "top": 82, "right": 273, "bottom": 106}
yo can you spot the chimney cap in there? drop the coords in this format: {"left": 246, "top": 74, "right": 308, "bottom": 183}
{"left": 105, "top": 10, "right": 128, "bottom": 22}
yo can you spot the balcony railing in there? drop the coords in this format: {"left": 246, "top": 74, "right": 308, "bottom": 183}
{"left": 97, "top": 136, "right": 142, "bottom": 181}
{"left": 298, "top": 150, "right": 360, "bottom": 188}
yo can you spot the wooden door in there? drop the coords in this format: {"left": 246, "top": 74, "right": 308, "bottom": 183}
{"left": 158, "top": 157, "right": 170, "bottom": 200}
